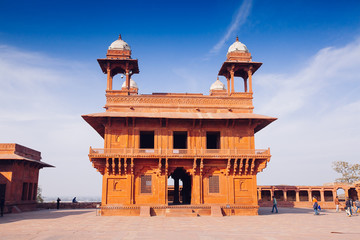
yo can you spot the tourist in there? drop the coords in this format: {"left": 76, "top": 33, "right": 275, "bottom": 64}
{"left": 271, "top": 196, "right": 278, "bottom": 213}
{"left": 335, "top": 196, "right": 340, "bottom": 212}
{"left": 0, "top": 197, "right": 4, "bottom": 217}
{"left": 350, "top": 198, "right": 355, "bottom": 213}
{"left": 313, "top": 197, "right": 319, "bottom": 215}
{"left": 345, "top": 198, "right": 352, "bottom": 217}
{"left": 355, "top": 199, "right": 360, "bottom": 214}
{"left": 72, "top": 197, "right": 78, "bottom": 203}
{"left": 56, "top": 197, "right": 61, "bottom": 209}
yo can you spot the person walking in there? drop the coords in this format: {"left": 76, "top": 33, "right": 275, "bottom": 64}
{"left": 345, "top": 198, "right": 352, "bottom": 217}
{"left": 56, "top": 197, "right": 61, "bottom": 210}
{"left": 271, "top": 196, "right": 278, "bottom": 213}
{"left": 355, "top": 199, "right": 360, "bottom": 214}
{"left": 313, "top": 197, "right": 319, "bottom": 215}
{"left": 335, "top": 196, "right": 340, "bottom": 212}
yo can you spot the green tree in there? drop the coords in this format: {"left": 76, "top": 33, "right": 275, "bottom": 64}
{"left": 37, "top": 186, "right": 44, "bottom": 203}
{"left": 332, "top": 161, "right": 360, "bottom": 184}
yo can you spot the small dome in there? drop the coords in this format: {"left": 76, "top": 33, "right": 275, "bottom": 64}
{"left": 108, "top": 35, "right": 131, "bottom": 50}
{"left": 227, "top": 36, "right": 249, "bottom": 53}
{"left": 210, "top": 77, "right": 226, "bottom": 91}
{"left": 122, "top": 79, "right": 138, "bottom": 89}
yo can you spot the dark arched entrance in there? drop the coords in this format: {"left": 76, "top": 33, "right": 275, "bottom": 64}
{"left": 169, "top": 167, "right": 191, "bottom": 205}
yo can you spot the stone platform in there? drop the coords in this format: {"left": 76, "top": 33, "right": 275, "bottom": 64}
{"left": 1, "top": 207, "right": 360, "bottom": 239}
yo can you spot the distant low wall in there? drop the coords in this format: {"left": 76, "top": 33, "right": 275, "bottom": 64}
{"left": 37, "top": 202, "right": 101, "bottom": 209}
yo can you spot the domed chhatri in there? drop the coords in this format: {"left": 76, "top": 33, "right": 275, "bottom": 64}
{"left": 210, "top": 77, "right": 226, "bottom": 91}
{"left": 226, "top": 36, "right": 252, "bottom": 62}
{"left": 106, "top": 34, "right": 132, "bottom": 59}
{"left": 122, "top": 78, "right": 138, "bottom": 89}
{"left": 227, "top": 36, "right": 249, "bottom": 53}
{"left": 109, "top": 34, "right": 131, "bottom": 50}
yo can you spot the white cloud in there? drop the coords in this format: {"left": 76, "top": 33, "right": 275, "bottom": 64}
{"left": 255, "top": 38, "right": 360, "bottom": 186}
{"left": 209, "top": 0, "right": 253, "bottom": 55}
{"left": 0, "top": 45, "right": 104, "bottom": 199}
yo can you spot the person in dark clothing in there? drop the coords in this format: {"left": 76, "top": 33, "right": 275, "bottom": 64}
{"left": 56, "top": 197, "right": 61, "bottom": 210}
{"left": 271, "top": 196, "right": 278, "bottom": 213}
{"left": 0, "top": 198, "right": 5, "bottom": 217}
{"left": 72, "top": 197, "right": 78, "bottom": 203}
{"left": 345, "top": 198, "right": 352, "bottom": 216}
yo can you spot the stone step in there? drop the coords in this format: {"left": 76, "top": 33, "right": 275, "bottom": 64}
{"left": 165, "top": 208, "right": 199, "bottom": 217}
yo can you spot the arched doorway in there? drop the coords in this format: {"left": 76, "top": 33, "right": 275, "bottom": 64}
{"left": 336, "top": 188, "right": 346, "bottom": 202}
{"left": 168, "top": 167, "right": 191, "bottom": 205}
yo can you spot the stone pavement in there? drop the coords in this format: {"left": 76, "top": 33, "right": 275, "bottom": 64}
{"left": 0, "top": 207, "right": 359, "bottom": 240}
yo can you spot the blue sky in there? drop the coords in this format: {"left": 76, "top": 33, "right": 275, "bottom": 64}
{"left": 1, "top": 0, "right": 360, "bottom": 199}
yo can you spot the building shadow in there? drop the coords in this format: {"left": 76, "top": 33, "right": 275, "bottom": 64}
{"left": 258, "top": 207, "right": 329, "bottom": 215}
{"left": 0, "top": 209, "right": 94, "bottom": 224}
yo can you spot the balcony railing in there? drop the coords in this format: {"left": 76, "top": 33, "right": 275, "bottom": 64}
{"left": 89, "top": 147, "right": 270, "bottom": 157}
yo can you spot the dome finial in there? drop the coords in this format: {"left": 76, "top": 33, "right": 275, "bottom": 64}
{"left": 236, "top": 36, "right": 239, "bottom": 42}
{"left": 118, "top": 34, "right": 122, "bottom": 40}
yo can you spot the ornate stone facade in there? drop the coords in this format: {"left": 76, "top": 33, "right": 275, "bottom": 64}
{"left": 83, "top": 36, "right": 276, "bottom": 216}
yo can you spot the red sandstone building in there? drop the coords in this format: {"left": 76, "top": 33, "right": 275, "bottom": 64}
{"left": 0, "top": 143, "right": 52, "bottom": 213}
{"left": 83, "top": 35, "right": 277, "bottom": 216}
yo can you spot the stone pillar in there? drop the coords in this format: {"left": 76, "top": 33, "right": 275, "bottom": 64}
{"left": 126, "top": 69, "right": 130, "bottom": 91}
{"left": 226, "top": 77, "right": 230, "bottom": 95}
{"left": 308, "top": 190, "right": 312, "bottom": 202}
{"left": 295, "top": 191, "right": 300, "bottom": 202}
{"left": 320, "top": 189, "right": 325, "bottom": 202}
{"left": 174, "top": 178, "right": 180, "bottom": 204}
{"left": 283, "top": 190, "right": 287, "bottom": 201}
{"left": 230, "top": 70, "right": 235, "bottom": 93}
{"left": 258, "top": 189, "right": 262, "bottom": 201}
{"left": 243, "top": 78, "right": 248, "bottom": 92}
{"left": 248, "top": 68, "right": 253, "bottom": 92}
{"left": 106, "top": 65, "right": 112, "bottom": 91}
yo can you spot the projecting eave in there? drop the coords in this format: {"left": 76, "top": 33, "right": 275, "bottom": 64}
{"left": 82, "top": 112, "right": 277, "bottom": 138}
{"left": 0, "top": 154, "right": 54, "bottom": 168}
{"left": 218, "top": 61, "right": 262, "bottom": 78}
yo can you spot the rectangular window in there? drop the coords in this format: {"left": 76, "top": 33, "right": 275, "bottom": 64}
{"left": 22, "top": 182, "right": 28, "bottom": 200}
{"left": 209, "top": 175, "right": 220, "bottom": 193}
{"left": 206, "top": 131, "right": 220, "bottom": 149}
{"left": 140, "top": 175, "right": 152, "bottom": 194}
{"left": 33, "top": 183, "right": 38, "bottom": 200}
{"left": 140, "top": 131, "right": 155, "bottom": 149}
{"left": 28, "top": 183, "right": 33, "bottom": 201}
{"left": 173, "top": 131, "right": 188, "bottom": 149}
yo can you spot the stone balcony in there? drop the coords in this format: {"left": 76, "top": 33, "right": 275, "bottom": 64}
{"left": 89, "top": 147, "right": 270, "bottom": 159}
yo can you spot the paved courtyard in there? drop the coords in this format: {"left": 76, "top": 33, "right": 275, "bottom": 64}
{"left": 0, "top": 207, "right": 359, "bottom": 240}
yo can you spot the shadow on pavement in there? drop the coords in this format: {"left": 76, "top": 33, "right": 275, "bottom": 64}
{"left": 0, "top": 209, "right": 94, "bottom": 224}
{"left": 258, "top": 207, "right": 331, "bottom": 215}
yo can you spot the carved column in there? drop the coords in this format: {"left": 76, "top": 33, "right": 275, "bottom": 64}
{"left": 226, "top": 77, "right": 230, "bottom": 95}
{"left": 258, "top": 188, "right": 262, "bottom": 201}
{"left": 295, "top": 190, "right": 300, "bottom": 202}
{"left": 308, "top": 190, "right": 312, "bottom": 202}
{"left": 320, "top": 189, "right": 325, "bottom": 202}
{"left": 345, "top": 188, "right": 349, "bottom": 198}
{"left": 106, "top": 63, "right": 112, "bottom": 91}
{"left": 243, "top": 77, "right": 248, "bottom": 92}
{"left": 230, "top": 68, "right": 235, "bottom": 93}
{"left": 248, "top": 67, "right": 253, "bottom": 93}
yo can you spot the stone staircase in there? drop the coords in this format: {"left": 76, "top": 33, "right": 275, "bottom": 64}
{"left": 165, "top": 208, "right": 200, "bottom": 217}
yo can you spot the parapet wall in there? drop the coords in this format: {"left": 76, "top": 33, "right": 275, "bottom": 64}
{"left": 37, "top": 202, "right": 101, "bottom": 209}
